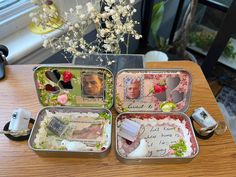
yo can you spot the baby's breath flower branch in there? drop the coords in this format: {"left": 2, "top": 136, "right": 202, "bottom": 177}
{"left": 30, "top": 0, "right": 142, "bottom": 65}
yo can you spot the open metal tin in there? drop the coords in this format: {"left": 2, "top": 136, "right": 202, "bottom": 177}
{"left": 115, "top": 69, "right": 199, "bottom": 163}
{"left": 34, "top": 65, "right": 113, "bottom": 109}
{"left": 115, "top": 112, "right": 199, "bottom": 164}
{"left": 115, "top": 69, "right": 192, "bottom": 113}
{"left": 29, "top": 107, "right": 112, "bottom": 157}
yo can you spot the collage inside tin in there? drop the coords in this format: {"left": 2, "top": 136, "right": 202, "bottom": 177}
{"left": 115, "top": 69, "right": 192, "bottom": 113}
{"left": 34, "top": 66, "right": 113, "bottom": 109}
{"left": 116, "top": 113, "right": 199, "bottom": 160}
{"left": 29, "top": 107, "right": 112, "bottom": 153}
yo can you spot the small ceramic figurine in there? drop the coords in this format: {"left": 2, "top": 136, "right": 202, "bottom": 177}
{"left": 61, "top": 140, "right": 88, "bottom": 151}
{"left": 127, "top": 139, "right": 148, "bottom": 158}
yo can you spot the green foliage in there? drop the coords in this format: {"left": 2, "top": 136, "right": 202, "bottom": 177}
{"left": 224, "top": 40, "right": 236, "bottom": 59}
{"left": 156, "top": 37, "right": 171, "bottom": 52}
{"left": 150, "top": 1, "right": 165, "bottom": 44}
{"left": 189, "top": 31, "right": 236, "bottom": 59}
{"left": 170, "top": 139, "right": 187, "bottom": 157}
{"left": 105, "top": 72, "right": 113, "bottom": 109}
{"left": 98, "top": 112, "right": 112, "bottom": 120}
{"left": 95, "top": 142, "right": 101, "bottom": 150}
{"left": 116, "top": 94, "right": 128, "bottom": 112}
{"left": 189, "top": 32, "right": 214, "bottom": 51}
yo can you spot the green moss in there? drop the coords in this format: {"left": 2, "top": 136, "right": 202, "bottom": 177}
{"left": 115, "top": 94, "right": 128, "bottom": 112}
{"left": 95, "top": 142, "right": 101, "bottom": 150}
{"left": 98, "top": 112, "right": 112, "bottom": 120}
{"left": 104, "top": 71, "right": 113, "bottom": 109}
{"left": 170, "top": 139, "right": 187, "bottom": 157}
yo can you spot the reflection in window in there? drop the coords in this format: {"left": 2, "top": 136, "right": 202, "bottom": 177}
{"left": 215, "top": 0, "right": 233, "bottom": 7}
{"left": 188, "top": 3, "right": 236, "bottom": 62}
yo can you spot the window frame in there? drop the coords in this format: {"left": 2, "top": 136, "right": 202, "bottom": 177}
{"left": 0, "top": 0, "right": 36, "bottom": 39}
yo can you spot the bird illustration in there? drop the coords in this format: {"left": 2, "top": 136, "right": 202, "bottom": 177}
{"left": 61, "top": 140, "right": 88, "bottom": 151}
{"left": 127, "top": 139, "right": 148, "bottom": 158}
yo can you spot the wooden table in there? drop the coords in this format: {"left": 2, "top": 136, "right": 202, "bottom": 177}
{"left": 0, "top": 61, "right": 235, "bottom": 177}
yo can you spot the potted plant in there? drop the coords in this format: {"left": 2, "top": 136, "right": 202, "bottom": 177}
{"left": 144, "top": 0, "right": 199, "bottom": 63}
{"left": 171, "top": 0, "right": 199, "bottom": 60}
{"left": 143, "top": 1, "right": 168, "bottom": 64}
{"left": 188, "top": 27, "right": 236, "bottom": 60}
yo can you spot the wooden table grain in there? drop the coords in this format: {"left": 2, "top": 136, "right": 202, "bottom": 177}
{"left": 0, "top": 62, "right": 235, "bottom": 177}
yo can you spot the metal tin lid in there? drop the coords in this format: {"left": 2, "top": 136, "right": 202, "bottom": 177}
{"left": 34, "top": 65, "right": 113, "bottom": 109}
{"left": 115, "top": 69, "right": 192, "bottom": 113}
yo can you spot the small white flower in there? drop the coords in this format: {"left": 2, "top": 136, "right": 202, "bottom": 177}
{"left": 32, "top": 17, "right": 38, "bottom": 23}
{"left": 80, "top": 44, "right": 85, "bottom": 50}
{"left": 68, "top": 26, "right": 74, "bottom": 31}
{"left": 86, "top": 2, "right": 94, "bottom": 12}
{"left": 107, "top": 61, "right": 112, "bottom": 65}
{"left": 101, "top": 13, "right": 108, "bottom": 19}
{"left": 81, "top": 21, "right": 86, "bottom": 25}
{"left": 115, "top": 29, "right": 121, "bottom": 34}
{"left": 76, "top": 5, "right": 82, "bottom": 10}
{"left": 130, "top": 0, "right": 135, "bottom": 4}
{"left": 94, "top": 18, "right": 99, "bottom": 23}
{"left": 104, "top": 6, "right": 110, "bottom": 12}
{"left": 75, "top": 51, "right": 81, "bottom": 56}
{"left": 109, "top": 9, "right": 115, "bottom": 15}
{"left": 43, "top": 40, "right": 49, "bottom": 48}
{"left": 135, "top": 34, "right": 142, "bottom": 39}
{"left": 80, "top": 14, "right": 85, "bottom": 19}
{"left": 103, "top": 44, "right": 111, "bottom": 51}
{"left": 69, "top": 8, "right": 74, "bottom": 13}
{"left": 74, "top": 23, "right": 79, "bottom": 28}
{"left": 56, "top": 45, "right": 61, "bottom": 49}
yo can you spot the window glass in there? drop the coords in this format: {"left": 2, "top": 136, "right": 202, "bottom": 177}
{"left": 188, "top": 2, "right": 236, "bottom": 69}
{"left": 215, "top": 0, "right": 233, "bottom": 7}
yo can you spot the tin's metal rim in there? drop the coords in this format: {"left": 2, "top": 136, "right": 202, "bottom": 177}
{"left": 33, "top": 65, "right": 114, "bottom": 109}
{"left": 115, "top": 112, "right": 199, "bottom": 161}
{"left": 28, "top": 106, "right": 113, "bottom": 154}
{"left": 114, "top": 68, "right": 192, "bottom": 114}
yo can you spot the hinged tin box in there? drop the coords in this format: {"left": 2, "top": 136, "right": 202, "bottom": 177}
{"left": 114, "top": 69, "right": 199, "bottom": 163}
{"left": 29, "top": 65, "right": 113, "bottom": 157}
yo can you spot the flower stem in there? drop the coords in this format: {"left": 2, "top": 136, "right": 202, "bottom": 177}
{"left": 126, "top": 34, "right": 130, "bottom": 54}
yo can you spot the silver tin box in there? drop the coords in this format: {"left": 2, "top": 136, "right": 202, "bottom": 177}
{"left": 29, "top": 107, "right": 112, "bottom": 157}
{"left": 115, "top": 69, "right": 199, "bottom": 163}
{"left": 115, "top": 112, "right": 199, "bottom": 164}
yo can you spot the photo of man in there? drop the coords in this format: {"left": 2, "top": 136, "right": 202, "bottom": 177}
{"left": 125, "top": 78, "right": 141, "bottom": 99}
{"left": 82, "top": 72, "right": 104, "bottom": 98}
